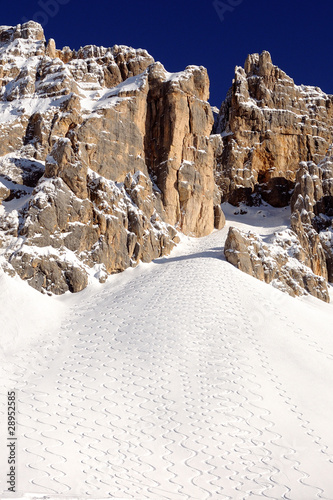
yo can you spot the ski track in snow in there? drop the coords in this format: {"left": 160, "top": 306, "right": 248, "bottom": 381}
{"left": 1, "top": 227, "right": 333, "bottom": 499}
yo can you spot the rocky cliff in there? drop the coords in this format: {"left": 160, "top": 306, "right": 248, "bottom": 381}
{"left": 291, "top": 152, "right": 333, "bottom": 284}
{"left": 0, "top": 21, "right": 219, "bottom": 294}
{"left": 220, "top": 51, "right": 333, "bottom": 301}
{"left": 214, "top": 51, "right": 333, "bottom": 207}
{"left": 224, "top": 149, "right": 333, "bottom": 302}
{"left": 224, "top": 226, "right": 329, "bottom": 302}
{"left": 0, "top": 24, "right": 332, "bottom": 301}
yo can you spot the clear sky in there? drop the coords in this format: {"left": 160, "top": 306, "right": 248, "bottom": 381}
{"left": 2, "top": 0, "right": 333, "bottom": 107}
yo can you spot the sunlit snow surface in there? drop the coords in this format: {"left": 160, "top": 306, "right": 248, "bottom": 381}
{"left": 1, "top": 206, "right": 333, "bottom": 500}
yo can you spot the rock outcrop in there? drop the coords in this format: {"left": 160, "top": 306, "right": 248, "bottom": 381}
{"left": 223, "top": 150, "right": 333, "bottom": 302}
{"left": 145, "top": 63, "right": 216, "bottom": 236}
{"left": 291, "top": 152, "right": 333, "bottom": 283}
{"left": 218, "top": 51, "right": 333, "bottom": 302}
{"left": 224, "top": 226, "right": 329, "bottom": 302}
{"left": 224, "top": 149, "right": 333, "bottom": 302}
{"left": 0, "top": 21, "right": 219, "bottom": 294}
{"left": 0, "top": 181, "right": 10, "bottom": 203}
{"left": 214, "top": 51, "right": 333, "bottom": 207}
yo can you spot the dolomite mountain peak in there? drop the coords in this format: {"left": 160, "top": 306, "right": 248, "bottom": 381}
{"left": 0, "top": 21, "right": 45, "bottom": 43}
{"left": 214, "top": 49, "right": 333, "bottom": 207}
{"left": 0, "top": 21, "right": 218, "bottom": 294}
{"left": 0, "top": 25, "right": 332, "bottom": 301}
{"left": 220, "top": 50, "right": 333, "bottom": 301}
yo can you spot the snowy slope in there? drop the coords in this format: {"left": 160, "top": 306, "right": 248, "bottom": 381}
{"left": 0, "top": 206, "right": 333, "bottom": 499}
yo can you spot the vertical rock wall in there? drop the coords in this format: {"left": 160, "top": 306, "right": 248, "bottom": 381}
{"left": 0, "top": 22, "right": 219, "bottom": 294}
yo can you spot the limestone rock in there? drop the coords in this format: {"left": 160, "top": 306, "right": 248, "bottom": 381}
{"left": 320, "top": 230, "right": 333, "bottom": 282}
{"left": 0, "top": 22, "right": 219, "bottom": 294}
{"left": 45, "top": 38, "right": 56, "bottom": 58}
{"left": 223, "top": 150, "right": 333, "bottom": 300}
{"left": 10, "top": 251, "right": 88, "bottom": 294}
{"left": 0, "top": 21, "right": 45, "bottom": 43}
{"left": 0, "top": 155, "right": 44, "bottom": 187}
{"left": 214, "top": 51, "right": 333, "bottom": 207}
{"left": 214, "top": 205, "right": 226, "bottom": 230}
{"left": 0, "top": 181, "right": 10, "bottom": 202}
{"left": 215, "top": 51, "right": 333, "bottom": 299}
{"left": 145, "top": 63, "right": 215, "bottom": 236}
{"left": 45, "top": 138, "right": 88, "bottom": 199}
{"left": 8, "top": 168, "right": 178, "bottom": 294}
{"left": 76, "top": 72, "right": 149, "bottom": 182}
{"left": 290, "top": 154, "right": 333, "bottom": 283}
{"left": 224, "top": 226, "right": 329, "bottom": 302}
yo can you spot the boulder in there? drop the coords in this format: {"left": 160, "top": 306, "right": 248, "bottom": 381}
{"left": 224, "top": 226, "right": 329, "bottom": 302}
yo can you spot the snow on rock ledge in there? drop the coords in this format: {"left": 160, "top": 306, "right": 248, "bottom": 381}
{"left": 0, "top": 21, "right": 45, "bottom": 43}
{"left": 224, "top": 226, "right": 329, "bottom": 302}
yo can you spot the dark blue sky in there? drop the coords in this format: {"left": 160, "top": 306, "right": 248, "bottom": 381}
{"left": 2, "top": 0, "right": 333, "bottom": 107}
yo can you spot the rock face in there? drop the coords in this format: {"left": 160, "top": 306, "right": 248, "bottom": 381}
{"left": 0, "top": 21, "right": 219, "bottom": 294}
{"left": 224, "top": 226, "right": 329, "bottom": 302}
{"left": 291, "top": 152, "right": 333, "bottom": 283}
{"left": 9, "top": 170, "right": 178, "bottom": 294}
{"left": 214, "top": 51, "right": 333, "bottom": 207}
{"left": 0, "top": 26, "right": 331, "bottom": 301}
{"left": 224, "top": 148, "right": 333, "bottom": 302}
{"left": 217, "top": 50, "right": 333, "bottom": 302}
{"left": 223, "top": 150, "right": 333, "bottom": 302}
{"left": 0, "top": 182, "right": 10, "bottom": 203}
{"left": 145, "top": 63, "right": 216, "bottom": 236}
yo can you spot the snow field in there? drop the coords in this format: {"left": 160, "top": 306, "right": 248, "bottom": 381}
{"left": 0, "top": 208, "right": 333, "bottom": 499}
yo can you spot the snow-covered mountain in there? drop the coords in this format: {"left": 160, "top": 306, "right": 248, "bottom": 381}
{"left": 0, "top": 21, "right": 332, "bottom": 302}
{"left": 0, "top": 21, "right": 218, "bottom": 295}
{"left": 1, "top": 20, "right": 333, "bottom": 500}
{"left": 0, "top": 22, "right": 332, "bottom": 301}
